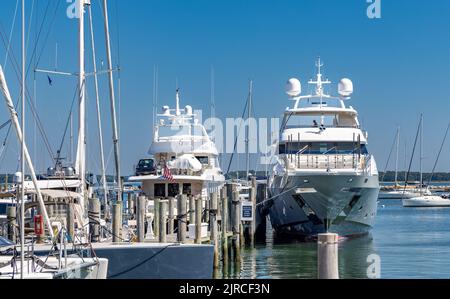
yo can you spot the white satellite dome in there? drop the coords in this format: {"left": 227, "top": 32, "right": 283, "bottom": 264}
{"left": 185, "top": 105, "right": 193, "bottom": 115}
{"left": 285, "top": 78, "right": 302, "bottom": 97}
{"left": 338, "top": 78, "right": 353, "bottom": 98}
{"left": 162, "top": 105, "right": 170, "bottom": 115}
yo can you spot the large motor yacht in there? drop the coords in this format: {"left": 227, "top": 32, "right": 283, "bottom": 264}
{"left": 130, "top": 89, "right": 225, "bottom": 200}
{"left": 267, "top": 59, "right": 380, "bottom": 238}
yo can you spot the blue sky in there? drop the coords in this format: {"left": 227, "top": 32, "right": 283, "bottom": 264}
{"left": 1, "top": 0, "right": 450, "bottom": 175}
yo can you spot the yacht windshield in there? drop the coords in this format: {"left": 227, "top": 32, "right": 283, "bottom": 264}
{"left": 158, "top": 124, "right": 205, "bottom": 138}
{"left": 279, "top": 142, "right": 368, "bottom": 155}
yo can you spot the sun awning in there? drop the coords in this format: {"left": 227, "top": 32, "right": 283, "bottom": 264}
{"left": 167, "top": 154, "right": 203, "bottom": 171}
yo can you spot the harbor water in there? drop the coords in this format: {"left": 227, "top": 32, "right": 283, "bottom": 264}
{"left": 221, "top": 196, "right": 450, "bottom": 279}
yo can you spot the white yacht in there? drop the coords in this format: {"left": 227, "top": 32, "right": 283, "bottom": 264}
{"left": 130, "top": 89, "right": 225, "bottom": 204}
{"left": 267, "top": 59, "right": 380, "bottom": 238}
{"left": 403, "top": 195, "right": 450, "bottom": 207}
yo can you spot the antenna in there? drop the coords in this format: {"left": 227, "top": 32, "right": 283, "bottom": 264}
{"left": 176, "top": 87, "right": 181, "bottom": 116}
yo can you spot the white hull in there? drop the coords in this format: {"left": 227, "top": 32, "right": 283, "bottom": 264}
{"left": 268, "top": 173, "right": 379, "bottom": 237}
{"left": 402, "top": 196, "right": 450, "bottom": 207}
{"left": 0, "top": 256, "right": 108, "bottom": 279}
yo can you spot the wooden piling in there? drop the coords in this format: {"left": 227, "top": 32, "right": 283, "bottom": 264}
{"left": 112, "top": 202, "right": 122, "bottom": 243}
{"left": 210, "top": 191, "right": 219, "bottom": 269}
{"left": 249, "top": 177, "right": 257, "bottom": 247}
{"left": 66, "top": 202, "right": 75, "bottom": 241}
{"left": 318, "top": 233, "right": 339, "bottom": 279}
{"left": 159, "top": 200, "right": 168, "bottom": 243}
{"left": 205, "top": 197, "right": 210, "bottom": 224}
{"left": 231, "top": 184, "right": 241, "bottom": 261}
{"left": 195, "top": 195, "right": 202, "bottom": 244}
{"left": 168, "top": 197, "right": 175, "bottom": 234}
{"left": 6, "top": 206, "right": 16, "bottom": 243}
{"left": 89, "top": 198, "right": 101, "bottom": 243}
{"left": 177, "top": 194, "right": 187, "bottom": 243}
{"left": 137, "top": 196, "right": 147, "bottom": 242}
{"left": 221, "top": 187, "right": 229, "bottom": 266}
{"left": 189, "top": 195, "right": 195, "bottom": 225}
{"left": 153, "top": 197, "right": 160, "bottom": 239}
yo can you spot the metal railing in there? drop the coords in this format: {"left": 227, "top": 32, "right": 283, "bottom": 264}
{"left": 285, "top": 154, "right": 372, "bottom": 171}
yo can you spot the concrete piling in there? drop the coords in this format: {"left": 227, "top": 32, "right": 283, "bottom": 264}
{"left": 317, "top": 233, "right": 339, "bottom": 279}
{"left": 159, "top": 200, "right": 168, "bottom": 243}
{"left": 137, "top": 196, "right": 147, "bottom": 242}
{"left": 177, "top": 194, "right": 187, "bottom": 243}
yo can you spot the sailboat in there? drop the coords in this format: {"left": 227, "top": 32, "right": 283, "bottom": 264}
{"left": 402, "top": 115, "right": 450, "bottom": 207}
{"left": 379, "top": 127, "right": 431, "bottom": 199}
{"left": 0, "top": 0, "right": 108, "bottom": 279}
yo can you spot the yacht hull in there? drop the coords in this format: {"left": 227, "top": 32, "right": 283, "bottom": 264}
{"left": 268, "top": 174, "right": 379, "bottom": 238}
{"left": 402, "top": 196, "right": 450, "bottom": 207}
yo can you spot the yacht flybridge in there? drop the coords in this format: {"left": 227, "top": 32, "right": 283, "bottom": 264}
{"left": 267, "top": 59, "right": 380, "bottom": 238}
{"left": 130, "top": 89, "right": 225, "bottom": 200}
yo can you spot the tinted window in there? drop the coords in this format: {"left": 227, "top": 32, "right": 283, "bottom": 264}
{"left": 0, "top": 204, "right": 7, "bottom": 215}
{"left": 154, "top": 184, "right": 166, "bottom": 197}
{"left": 279, "top": 142, "right": 369, "bottom": 155}
{"left": 168, "top": 184, "right": 180, "bottom": 197}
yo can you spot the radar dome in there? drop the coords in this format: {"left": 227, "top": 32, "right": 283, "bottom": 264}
{"left": 338, "top": 78, "right": 353, "bottom": 98}
{"left": 185, "top": 105, "right": 193, "bottom": 115}
{"left": 285, "top": 78, "right": 301, "bottom": 97}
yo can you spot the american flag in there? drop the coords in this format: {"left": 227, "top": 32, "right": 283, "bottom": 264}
{"left": 163, "top": 164, "right": 175, "bottom": 182}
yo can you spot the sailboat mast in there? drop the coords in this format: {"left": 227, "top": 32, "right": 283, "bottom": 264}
{"left": 102, "top": 0, "right": 122, "bottom": 205}
{"left": 75, "top": 0, "right": 87, "bottom": 210}
{"left": 246, "top": 80, "right": 253, "bottom": 180}
{"left": 88, "top": 4, "right": 109, "bottom": 214}
{"left": 420, "top": 114, "right": 423, "bottom": 195}
{"left": 394, "top": 126, "right": 400, "bottom": 185}
{"left": 20, "top": 0, "right": 25, "bottom": 279}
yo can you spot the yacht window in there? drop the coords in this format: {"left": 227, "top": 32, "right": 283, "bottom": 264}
{"left": 168, "top": 184, "right": 180, "bottom": 197}
{"left": 183, "top": 183, "right": 192, "bottom": 195}
{"left": 0, "top": 203, "right": 7, "bottom": 215}
{"left": 279, "top": 142, "right": 369, "bottom": 155}
{"left": 154, "top": 184, "right": 166, "bottom": 197}
{"left": 196, "top": 156, "right": 209, "bottom": 165}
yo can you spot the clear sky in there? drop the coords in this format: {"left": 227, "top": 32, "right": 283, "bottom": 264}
{"left": 0, "top": 0, "right": 450, "bottom": 176}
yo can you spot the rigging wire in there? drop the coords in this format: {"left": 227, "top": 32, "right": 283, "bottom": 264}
{"left": 380, "top": 130, "right": 399, "bottom": 182}
{"left": 427, "top": 122, "right": 450, "bottom": 185}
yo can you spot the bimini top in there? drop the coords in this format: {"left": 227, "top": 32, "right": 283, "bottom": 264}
{"left": 149, "top": 89, "right": 219, "bottom": 156}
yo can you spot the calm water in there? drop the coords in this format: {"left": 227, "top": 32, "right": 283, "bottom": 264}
{"left": 221, "top": 198, "right": 450, "bottom": 279}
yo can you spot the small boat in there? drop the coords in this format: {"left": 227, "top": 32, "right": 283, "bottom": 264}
{"left": 403, "top": 195, "right": 450, "bottom": 208}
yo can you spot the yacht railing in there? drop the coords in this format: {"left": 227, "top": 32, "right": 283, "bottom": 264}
{"left": 285, "top": 153, "right": 371, "bottom": 171}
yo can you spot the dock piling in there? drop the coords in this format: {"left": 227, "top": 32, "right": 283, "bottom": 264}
{"left": 231, "top": 184, "right": 241, "bottom": 261}
{"left": 89, "top": 198, "right": 101, "bottom": 243}
{"left": 159, "top": 200, "right": 168, "bottom": 243}
{"left": 6, "top": 206, "right": 16, "bottom": 243}
{"left": 318, "top": 233, "right": 339, "bottom": 279}
{"left": 66, "top": 202, "right": 75, "bottom": 241}
{"left": 168, "top": 197, "right": 175, "bottom": 234}
{"left": 189, "top": 195, "right": 195, "bottom": 225}
{"left": 154, "top": 197, "right": 160, "bottom": 239}
{"left": 137, "top": 195, "right": 147, "bottom": 242}
{"left": 195, "top": 195, "right": 202, "bottom": 244}
{"left": 177, "top": 194, "right": 187, "bottom": 243}
{"left": 221, "top": 187, "right": 229, "bottom": 267}
{"left": 210, "top": 191, "right": 219, "bottom": 269}
{"left": 112, "top": 201, "right": 122, "bottom": 243}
